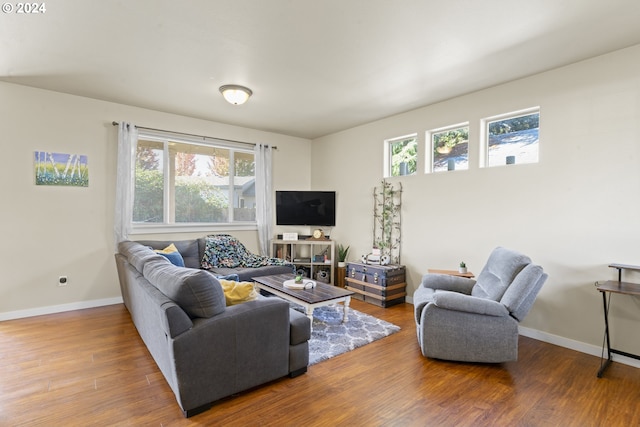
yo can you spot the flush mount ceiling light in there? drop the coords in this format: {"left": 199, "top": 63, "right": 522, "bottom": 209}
{"left": 219, "top": 84, "right": 253, "bottom": 105}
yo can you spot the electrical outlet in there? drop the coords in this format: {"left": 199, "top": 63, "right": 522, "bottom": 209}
{"left": 58, "top": 276, "right": 68, "bottom": 286}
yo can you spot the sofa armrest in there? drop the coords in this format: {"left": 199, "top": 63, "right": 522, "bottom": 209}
{"left": 169, "top": 297, "right": 292, "bottom": 411}
{"left": 289, "top": 308, "right": 311, "bottom": 345}
{"left": 160, "top": 301, "right": 193, "bottom": 338}
{"left": 431, "top": 291, "right": 509, "bottom": 317}
{"left": 421, "top": 273, "right": 476, "bottom": 294}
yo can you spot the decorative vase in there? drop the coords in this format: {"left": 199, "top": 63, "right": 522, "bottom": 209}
{"left": 458, "top": 267, "right": 467, "bottom": 274}
{"left": 338, "top": 261, "right": 346, "bottom": 268}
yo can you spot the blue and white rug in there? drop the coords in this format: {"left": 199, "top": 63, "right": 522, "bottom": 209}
{"left": 292, "top": 304, "right": 401, "bottom": 365}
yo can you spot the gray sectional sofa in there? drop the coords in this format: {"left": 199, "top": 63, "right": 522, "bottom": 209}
{"left": 114, "top": 237, "right": 310, "bottom": 417}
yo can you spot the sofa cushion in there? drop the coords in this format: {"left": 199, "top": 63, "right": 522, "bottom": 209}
{"left": 210, "top": 265, "right": 295, "bottom": 282}
{"left": 118, "top": 241, "right": 159, "bottom": 272}
{"left": 154, "top": 243, "right": 186, "bottom": 267}
{"left": 142, "top": 257, "right": 226, "bottom": 319}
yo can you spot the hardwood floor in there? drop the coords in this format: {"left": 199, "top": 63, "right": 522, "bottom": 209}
{"left": 1, "top": 300, "right": 639, "bottom": 426}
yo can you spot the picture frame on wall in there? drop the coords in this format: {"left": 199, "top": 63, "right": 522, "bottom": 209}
{"left": 34, "top": 151, "right": 89, "bottom": 187}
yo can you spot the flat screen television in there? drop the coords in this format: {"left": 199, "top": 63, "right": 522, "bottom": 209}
{"left": 275, "top": 190, "right": 336, "bottom": 226}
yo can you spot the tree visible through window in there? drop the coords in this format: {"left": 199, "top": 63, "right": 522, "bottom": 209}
{"left": 387, "top": 135, "right": 417, "bottom": 177}
{"left": 430, "top": 125, "right": 469, "bottom": 172}
{"left": 133, "top": 135, "right": 256, "bottom": 226}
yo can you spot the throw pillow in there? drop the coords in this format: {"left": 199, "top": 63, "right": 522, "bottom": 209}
{"left": 219, "top": 279, "right": 258, "bottom": 306}
{"left": 154, "top": 243, "right": 185, "bottom": 267}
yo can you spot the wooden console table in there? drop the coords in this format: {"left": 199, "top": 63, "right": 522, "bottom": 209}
{"left": 595, "top": 263, "right": 640, "bottom": 378}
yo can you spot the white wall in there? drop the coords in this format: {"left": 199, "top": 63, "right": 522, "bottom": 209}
{"left": 312, "top": 44, "right": 640, "bottom": 354}
{"left": 0, "top": 82, "right": 310, "bottom": 318}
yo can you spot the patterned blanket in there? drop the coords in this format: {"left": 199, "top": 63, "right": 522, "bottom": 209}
{"left": 201, "top": 234, "right": 291, "bottom": 269}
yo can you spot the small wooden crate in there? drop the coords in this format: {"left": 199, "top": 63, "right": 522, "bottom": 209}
{"left": 345, "top": 262, "right": 406, "bottom": 307}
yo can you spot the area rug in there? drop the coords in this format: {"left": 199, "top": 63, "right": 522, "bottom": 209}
{"left": 292, "top": 304, "right": 401, "bottom": 365}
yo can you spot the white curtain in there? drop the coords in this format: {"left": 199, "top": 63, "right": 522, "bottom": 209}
{"left": 114, "top": 122, "right": 138, "bottom": 248}
{"left": 254, "top": 144, "right": 273, "bottom": 256}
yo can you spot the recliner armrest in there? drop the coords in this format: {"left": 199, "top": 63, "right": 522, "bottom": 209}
{"left": 431, "top": 291, "right": 509, "bottom": 317}
{"left": 413, "top": 286, "right": 435, "bottom": 323}
{"left": 421, "top": 273, "right": 476, "bottom": 294}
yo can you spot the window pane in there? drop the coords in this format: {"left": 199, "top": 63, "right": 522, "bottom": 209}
{"left": 234, "top": 151, "right": 256, "bottom": 222}
{"left": 432, "top": 126, "right": 469, "bottom": 172}
{"left": 172, "top": 143, "right": 229, "bottom": 223}
{"left": 487, "top": 112, "right": 539, "bottom": 167}
{"left": 390, "top": 137, "right": 417, "bottom": 176}
{"left": 134, "top": 139, "right": 164, "bottom": 223}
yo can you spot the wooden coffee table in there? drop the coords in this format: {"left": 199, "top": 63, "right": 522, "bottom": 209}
{"left": 253, "top": 274, "right": 354, "bottom": 330}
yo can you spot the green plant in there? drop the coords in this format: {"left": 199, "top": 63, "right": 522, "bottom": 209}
{"left": 460, "top": 261, "right": 466, "bottom": 268}
{"left": 373, "top": 180, "right": 402, "bottom": 264}
{"left": 337, "top": 244, "right": 350, "bottom": 262}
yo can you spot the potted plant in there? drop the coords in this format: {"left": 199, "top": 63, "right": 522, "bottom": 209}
{"left": 459, "top": 261, "right": 467, "bottom": 274}
{"left": 337, "top": 244, "right": 350, "bottom": 268}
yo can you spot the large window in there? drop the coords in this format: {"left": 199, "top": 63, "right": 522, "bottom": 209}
{"left": 385, "top": 134, "right": 417, "bottom": 177}
{"left": 133, "top": 132, "right": 256, "bottom": 228}
{"left": 428, "top": 123, "right": 469, "bottom": 173}
{"left": 482, "top": 108, "right": 540, "bottom": 167}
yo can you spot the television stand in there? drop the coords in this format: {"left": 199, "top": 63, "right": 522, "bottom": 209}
{"left": 272, "top": 239, "right": 335, "bottom": 285}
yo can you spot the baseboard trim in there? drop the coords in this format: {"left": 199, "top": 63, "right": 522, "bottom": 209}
{"left": 0, "top": 297, "right": 124, "bottom": 321}
{"left": 519, "top": 325, "right": 640, "bottom": 370}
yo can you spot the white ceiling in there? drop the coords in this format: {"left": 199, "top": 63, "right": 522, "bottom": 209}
{"left": 3, "top": 0, "right": 640, "bottom": 139}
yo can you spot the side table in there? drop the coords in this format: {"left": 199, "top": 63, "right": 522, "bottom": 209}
{"left": 428, "top": 268, "right": 475, "bottom": 278}
{"left": 595, "top": 263, "right": 640, "bottom": 377}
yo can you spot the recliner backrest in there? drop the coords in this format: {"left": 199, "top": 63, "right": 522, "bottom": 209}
{"left": 471, "top": 247, "right": 532, "bottom": 301}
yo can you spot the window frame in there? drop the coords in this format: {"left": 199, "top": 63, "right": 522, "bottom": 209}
{"left": 480, "top": 107, "right": 540, "bottom": 168}
{"left": 130, "top": 130, "right": 258, "bottom": 235}
{"left": 426, "top": 122, "right": 470, "bottom": 173}
{"left": 384, "top": 133, "right": 418, "bottom": 178}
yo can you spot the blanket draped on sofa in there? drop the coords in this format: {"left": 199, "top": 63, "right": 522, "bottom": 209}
{"left": 201, "top": 234, "right": 289, "bottom": 269}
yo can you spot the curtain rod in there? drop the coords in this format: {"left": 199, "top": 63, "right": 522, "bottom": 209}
{"left": 111, "top": 121, "right": 277, "bottom": 149}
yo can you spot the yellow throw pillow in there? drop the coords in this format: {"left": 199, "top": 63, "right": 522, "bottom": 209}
{"left": 219, "top": 279, "right": 258, "bottom": 306}
{"left": 155, "top": 243, "right": 179, "bottom": 254}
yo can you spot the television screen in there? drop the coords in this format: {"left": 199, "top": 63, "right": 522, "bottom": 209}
{"left": 275, "top": 191, "right": 336, "bottom": 226}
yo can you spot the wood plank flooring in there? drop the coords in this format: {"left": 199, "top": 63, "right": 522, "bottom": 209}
{"left": 1, "top": 300, "right": 639, "bottom": 426}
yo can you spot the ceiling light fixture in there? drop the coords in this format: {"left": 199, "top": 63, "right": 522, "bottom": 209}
{"left": 219, "top": 84, "right": 253, "bottom": 105}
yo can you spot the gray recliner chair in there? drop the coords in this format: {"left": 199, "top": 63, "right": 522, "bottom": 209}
{"left": 413, "top": 247, "right": 547, "bottom": 363}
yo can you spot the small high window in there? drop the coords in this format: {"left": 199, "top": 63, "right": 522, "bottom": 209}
{"left": 482, "top": 108, "right": 540, "bottom": 167}
{"left": 385, "top": 135, "right": 417, "bottom": 177}
{"left": 428, "top": 124, "right": 469, "bottom": 173}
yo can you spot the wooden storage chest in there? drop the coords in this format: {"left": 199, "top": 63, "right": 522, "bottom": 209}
{"left": 345, "top": 262, "right": 406, "bottom": 307}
